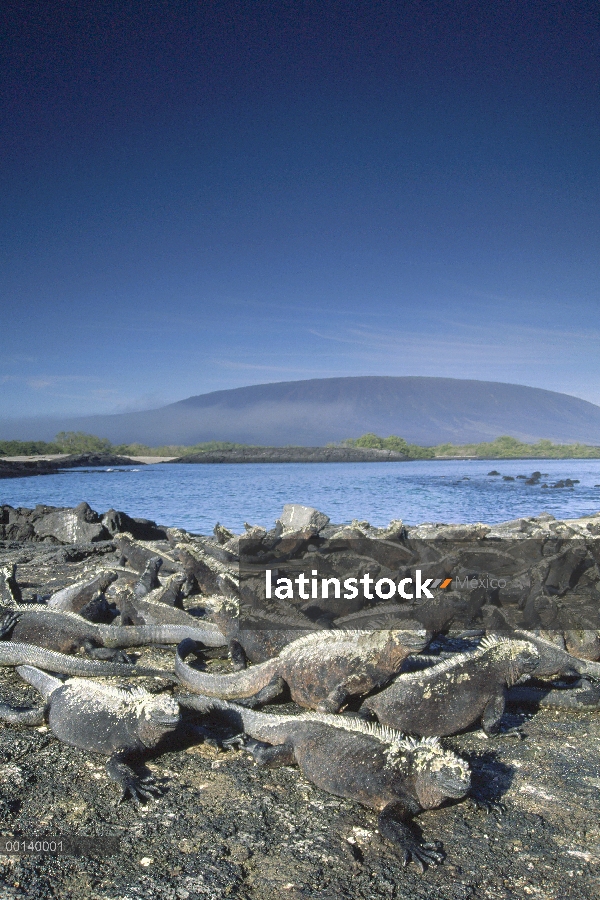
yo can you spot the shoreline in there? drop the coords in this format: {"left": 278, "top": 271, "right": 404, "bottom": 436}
{"left": 5, "top": 452, "right": 600, "bottom": 462}
{"left": 1, "top": 449, "right": 600, "bottom": 479}
{"left": 0, "top": 453, "right": 151, "bottom": 480}
{"left": 0, "top": 454, "right": 176, "bottom": 463}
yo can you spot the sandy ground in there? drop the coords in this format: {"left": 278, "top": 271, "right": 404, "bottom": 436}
{"left": 122, "top": 457, "right": 177, "bottom": 464}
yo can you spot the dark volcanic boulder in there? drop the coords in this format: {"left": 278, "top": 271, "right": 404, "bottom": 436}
{"left": 101, "top": 508, "right": 168, "bottom": 541}
{"left": 0, "top": 506, "right": 36, "bottom": 541}
{"left": 1, "top": 502, "right": 121, "bottom": 543}
{"left": 34, "top": 501, "right": 109, "bottom": 544}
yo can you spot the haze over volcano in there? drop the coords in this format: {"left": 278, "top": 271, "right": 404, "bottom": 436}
{"left": 2, "top": 377, "right": 600, "bottom": 448}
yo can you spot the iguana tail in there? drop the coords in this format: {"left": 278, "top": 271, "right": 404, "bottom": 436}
{"left": 177, "top": 694, "right": 281, "bottom": 739}
{"left": 175, "top": 643, "right": 279, "bottom": 697}
{"left": 15, "top": 665, "right": 63, "bottom": 698}
{"left": 98, "top": 623, "right": 227, "bottom": 648}
{"left": 0, "top": 642, "right": 176, "bottom": 681}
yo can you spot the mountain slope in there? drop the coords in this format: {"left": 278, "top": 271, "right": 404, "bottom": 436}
{"left": 2, "top": 377, "right": 600, "bottom": 446}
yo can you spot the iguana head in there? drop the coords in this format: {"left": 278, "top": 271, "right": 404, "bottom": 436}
{"left": 389, "top": 627, "right": 431, "bottom": 653}
{"left": 135, "top": 693, "right": 181, "bottom": 747}
{"left": 480, "top": 636, "right": 540, "bottom": 685}
{"left": 352, "top": 628, "right": 430, "bottom": 661}
{"left": 508, "top": 640, "right": 540, "bottom": 683}
{"left": 397, "top": 738, "right": 471, "bottom": 809}
{"left": 384, "top": 735, "right": 470, "bottom": 808}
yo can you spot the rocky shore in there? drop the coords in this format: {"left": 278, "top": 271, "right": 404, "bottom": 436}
{"left": 0, "top": 502, "right": 599, "bottom": 899}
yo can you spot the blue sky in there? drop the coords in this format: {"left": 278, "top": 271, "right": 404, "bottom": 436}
{"left": 1, "top": 1, "right": 599, "bottom": 419}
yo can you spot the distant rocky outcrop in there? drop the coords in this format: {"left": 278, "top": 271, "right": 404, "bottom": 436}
{"left": 53, "top": 453, "right": 142, "bottom": 469}
{"left": 0, "top": 453, "right": 143, "bottom": 480}
{"left": 170, "top": 446, "right": 408, "bottom": 463}
{"left": 0, "top": 459, "right": 59, "bottom": 479}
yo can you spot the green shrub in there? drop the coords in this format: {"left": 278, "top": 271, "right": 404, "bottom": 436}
{"left": 342, "top": 433, "right": 600, "bottom": 459}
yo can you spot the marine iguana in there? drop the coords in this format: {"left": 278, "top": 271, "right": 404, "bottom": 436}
{"left": 0, "top": 640, "right": 176, "bottom": 679}
{"left": 360, "top": 636, "right": 540, "bottom": 736}
{"left": 118, "top": 593, "right": 210, "bottom": 630}
{"left": 144, "top": 572, "right": 187, "bottom": 608}
{"left": 482, "top": 608, "right": 600, "bottom": 676}
{"left": 0, "top": 666, "right": 181, "bottom": 804}
{"left": 332, "top": 593, "right": 468, "bottom": 635}
{"left": 175, "top": 543, "right": 239, "bottom": 598}
{"left": 178, "top": 694, "right": 471, "bottom": 871}
{"left": 47, "top": 571, "right": 119, "bottom": 612}
{"left": 508, "top": 629, "right": 600, "bottom": 681}
{"left": 133, "top": 557, "right": 163, "bottom": 598}
{"left": 175, "top": 628, "right": 430, "bottom": 711}
{"left": 113, "top": 533, "right": 181, "bottom": 574}
{"left": 206, "top": 595, "right": 333, "bottom": 669}
{"left": 0, "top": 564, "right": 22, "bottom": 604}
{"left": 0, "top": 605, "right": 227, "bottom": 657}
{"left": 76, "top": 590, "right": 119, "bottom": 625}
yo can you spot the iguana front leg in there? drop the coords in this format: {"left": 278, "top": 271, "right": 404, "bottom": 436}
{"left": 224, "top": 734, "right": 295, "bottom": 767}
{"left": 106, "top": 752, "right": 164, "bottom": 807}
{"left": 234, "top": 676, "right": 286, "bottom": 708}
{"left": 377, "top": 801, "right": 445, "bottom": 872}
{"left": 469, "top": 793, "right": 506, "bottom": 815}
{"left": 81, "top": 640, "right": 134, "bottom": 664}
{"left": 317, "top": 684, "right": 349, "bottom": 713}
{"left": 228, "top": 639, "right": 248, "bottom": 671}
{"left": 0, "top": 701, "right": 48, "bottom": 726}
{"left": 0, "top": 612, "right": 20, "bottom": 640}
{"left": 481, "top": 688, "right": 507, "bottom": 736}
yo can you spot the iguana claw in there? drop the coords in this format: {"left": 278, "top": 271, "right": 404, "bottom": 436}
{"left": 401, "top": 839, "right": 445, "bottom": 872}
{"left": 221, "top": 732, "right": 248, "bottom": 750}
{"left": 497, "top": 726, "right": 526, "bottom": 740}
{"left": 378, "top": 808, "right": 446, "bottom": 871}
{"left": 469, "top": 796, "right": 506, "bottom": 815}
{"left": 222, "top": 733, "right": 248, "bottom": 750}
{"left": 117, "top": 773, "right": 164, "bottom": 806}
{"left": 0, "top": 611, "right": 20, "bottom": 640}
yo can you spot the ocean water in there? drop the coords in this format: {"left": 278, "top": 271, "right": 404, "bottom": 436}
{"left": 2, "top": 459, "right": 600, "bottom": 534}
